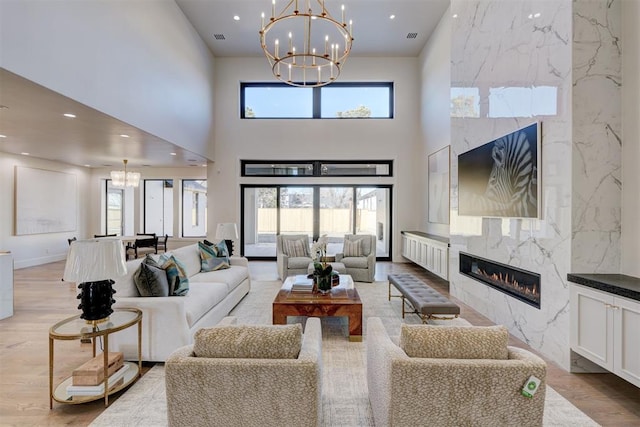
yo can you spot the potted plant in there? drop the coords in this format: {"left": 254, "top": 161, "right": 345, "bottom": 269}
{"left": 309, "top": 235, "right": 332, "bottom": 294}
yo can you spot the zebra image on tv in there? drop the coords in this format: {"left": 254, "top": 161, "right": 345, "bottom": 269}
{"left": 458, "top": 122, "right": 540, "bottom": 218}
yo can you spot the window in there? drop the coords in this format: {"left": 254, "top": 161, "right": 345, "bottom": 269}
{"left": 144, "top": 179, "right": 174, "bottom": 236}
{"left": 241, "top": 185, "right": 392, "bottom": 259}
{"left": 241, "top": 82, "right": 394, "bottom": 119}
{"left": 182, "top": 180, "right": 207, "bottom": 237}
{"left": 105, "top": 181, "right": 124, "bottom": 235}
{"left": 242, "top": 160, "right": 393, "bottom": 177}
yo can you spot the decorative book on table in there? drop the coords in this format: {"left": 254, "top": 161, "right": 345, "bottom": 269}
{"left": 66, "top": 364, "right": 129, "bottom": 396}
{"left": 291, "top": 275, "right": 314, "bottom": 292}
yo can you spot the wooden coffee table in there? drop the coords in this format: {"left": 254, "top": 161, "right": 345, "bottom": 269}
{"left": 273, "top": 275, "right": 363, "bottom": 341}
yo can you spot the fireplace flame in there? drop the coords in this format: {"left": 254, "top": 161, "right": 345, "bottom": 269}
{"left": 478, "top": 268, "right": 539, "bottom": 300}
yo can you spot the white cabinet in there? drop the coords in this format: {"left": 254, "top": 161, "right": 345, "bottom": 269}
{"left": 401, "top": 232, "right": 449, "bottom": 281}
{"left": 570, "top": 284, "right": 640, "bottom": 387}
{"left": 0, "top": 252, "right": 14, "bottom": 320}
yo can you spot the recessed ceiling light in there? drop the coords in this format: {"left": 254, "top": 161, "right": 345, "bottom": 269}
{"left": 528, "top": 12, "right": 541, "bottom": 19}
{"left": 63, "top": 113, "right": 76, "bottom": 118}
{"left": 452, "top": 14, "right": 458, "bottom": 18}
{"left": 84, "top": 164, "right": 91, "bottom": 167}
{"left": 170, "top": 152, "right": 177, "bottom": 156}
{"left": 0, "top": 134, "right": 6, "bottom": 138}
{"left": 389, "top": 14, "right": 395, "bottom": 20}
{"left": 120, "top": 134, "right": 130, "bottom": 138}
{"left": 233, "top": 15, "right": 240, "bottom": 21}
{"left": 21, "top": 152, "right": 29, "bottom": 156}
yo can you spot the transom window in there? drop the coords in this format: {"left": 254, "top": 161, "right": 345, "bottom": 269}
{"left": 242, "top": 160, "right": 393, "bottom": 177}
{"left": 241, "top": 82, "right": 394, "bottom": 119}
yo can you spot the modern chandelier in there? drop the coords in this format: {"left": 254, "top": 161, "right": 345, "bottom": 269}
{"left": 110, "top": 159, "right": 140, "bottom": 188}
{"left": 259, "top": 0, "right": 354, "bottom": 87}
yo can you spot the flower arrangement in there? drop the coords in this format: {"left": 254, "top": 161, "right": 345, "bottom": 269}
{"left": 308, "top": 235, "right": 333, "bottom": 293}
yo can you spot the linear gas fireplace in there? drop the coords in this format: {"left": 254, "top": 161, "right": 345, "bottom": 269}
{"left": 459, "top": 252, "right": 541, "bottom": 309}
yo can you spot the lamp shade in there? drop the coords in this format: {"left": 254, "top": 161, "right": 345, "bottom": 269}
{"left": 215, "top": 223, "right": 239, "bottom": 240}
{"left": 63, "top": 239, "right": 127, "bottom": 283}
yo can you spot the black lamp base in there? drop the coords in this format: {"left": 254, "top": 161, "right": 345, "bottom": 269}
{"left": 224, "top": 239, "right": 235, "bottom": 257}
{"left": 77, "top": 279, "right": 116, "bottom": 323}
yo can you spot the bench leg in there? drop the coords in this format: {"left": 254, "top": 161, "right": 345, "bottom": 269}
{"left": 401, "top": 296, "right": 406, "bottom": 319}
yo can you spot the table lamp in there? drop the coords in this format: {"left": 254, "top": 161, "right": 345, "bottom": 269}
{"left": 63, "top": 239, "right": 127, "bottom": 324}
{"left": 215, "top": 223, "right": 239, "bottom": 256}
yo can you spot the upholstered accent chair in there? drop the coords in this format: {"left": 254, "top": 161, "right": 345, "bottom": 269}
{"left": 335, "top": 234, "right": 376, "bottom": 282}
{"left": 166, "top": 317, "right": 322, "bottom": 427}
{"left": 276, "top": 234, "right": 313, "bottom": 280}
{"left": 366, "top": 317, "right": 547, "bottom": 427}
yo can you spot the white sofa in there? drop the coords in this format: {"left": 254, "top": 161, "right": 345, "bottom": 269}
{"left": 109, "top": 243, "right": 251, "bottom": 362}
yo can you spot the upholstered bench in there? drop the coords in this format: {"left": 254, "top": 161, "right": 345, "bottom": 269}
{"left": 388, "top": 273, "right": 460, "bottom": 323}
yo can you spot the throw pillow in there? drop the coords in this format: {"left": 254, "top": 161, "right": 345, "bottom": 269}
{"left": 283, "top": 238, "right": 309, "bottom": 258}
{"left": 133, "top": 257, "right": 170, "bottom": 297}
{"left": 198, "top": 241, "right": 230, "bottom": 272}
{"left": 399, "top": 324, "right": 509, "bottom": 360}
{"left": 203, "top": 239, "right": 229, "bottom": 257}
{"left": 194, "top": 324, "right": 303, "bottom": 359}
{"left": 159, "top": 254, "right": 189, "bottom": 296}
{"left": 343, "top": 239, "right": 363, "bottom": 257}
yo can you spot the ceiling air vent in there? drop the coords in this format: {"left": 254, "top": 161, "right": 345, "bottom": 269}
{"left": 213, "top": 34, "right": 226, "bottom": 40}
{"left": 406, "top": 32, "right": 418, "bottom": 39}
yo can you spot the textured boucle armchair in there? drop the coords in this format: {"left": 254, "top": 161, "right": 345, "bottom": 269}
{"left": 165, "top": 317, "right": 322, "bottom": 427}
{"left": 366, "top": 317, "right": 547, "bottom": 427}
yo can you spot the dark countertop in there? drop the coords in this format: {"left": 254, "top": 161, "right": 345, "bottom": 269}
{"left": 401, "top": 231, "right": 450, "bottom": 246}
{"left": 567, "top": 273, "right": 640, "bottom": 302}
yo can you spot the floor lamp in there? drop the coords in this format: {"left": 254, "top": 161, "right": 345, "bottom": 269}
{"left": 63, "top": 239, "right": 127, "bottom": 324}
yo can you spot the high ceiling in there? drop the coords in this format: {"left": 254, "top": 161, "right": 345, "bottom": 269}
{"left": 0, "top": 0, "right": 449, "bottom": 169}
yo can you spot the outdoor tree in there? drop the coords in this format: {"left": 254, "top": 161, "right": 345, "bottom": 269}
{"left": 336, "top": 105, "right": 371, "bottom": 118}
{"left": 245, "top": 106, "right": 256, "bottom": 118}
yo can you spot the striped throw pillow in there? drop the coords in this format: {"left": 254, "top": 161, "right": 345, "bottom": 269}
{"left": 343, "top": 239, "right": 363, "bottom": 257}
{"left": 283, "top": 239, "right": 308, "bottom": 257}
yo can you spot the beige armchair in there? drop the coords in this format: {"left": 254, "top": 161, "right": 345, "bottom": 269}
{"left": 335, "top": 234, "right": 376, "bottom": 282}
{"left": 276, "top": 234, "right": 313, "bottom": 280}
{"left": 366, "top": 317, "right": 547, "bottom": 427}
{"left": 166, "top": 317, "right": 322, "bottom": 427}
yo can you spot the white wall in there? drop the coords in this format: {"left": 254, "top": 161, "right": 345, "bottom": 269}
{"left": 419, "top": 9, "right": 452, "bottom": 237}
{"left": 0, "top": 0, "right": 216, "bottom": 159}
{"left": 0, "top": 154, "right": 92, "bottom": 268}
{"left": 621, "top": 0, "right": 640, "bottom": 277}
{"left": 210, "top": 57, "right": 421, "bottom": 260}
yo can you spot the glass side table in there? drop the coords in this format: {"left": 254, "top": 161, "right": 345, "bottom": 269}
{"left": 49, "top": 308, "right": 142, "bottom": 408}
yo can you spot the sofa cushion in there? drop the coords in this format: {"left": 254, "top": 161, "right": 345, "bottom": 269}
{"left": 343, "top": 239, "right": 363, "bottom": 257}
{"left": 283, "top": 239, "right": 309, "bottom": 257}
{"left": 198, "top": 241, "right": 230, "bottom": 272}
{"left": 189, "top": 265, "right": 249, "bottom": 293}
{"left": 399, "top": 325, "right": 509, "bottom": 360}
{"left": 113, "top": 257, "right": 144, "bottom": 297}
{"left": 183, "top": 282, "right": 229, "bottom": 327}
{"left": 160, "top": 254, "right": 190, "bottom": 296}
{"left": 169, "top": 245, "right": 202, "bottom": 278}
{"left": 288, "top": 256, "right": 313, "bottom": 269}
{"left": 193, "top": 323, "right": 303, "bottom": 359}
{"left": 133, "top": 256, "right": 170, "bottom": 297}
{"left": 340, "top": 256, "right": 370, "bottom": 268}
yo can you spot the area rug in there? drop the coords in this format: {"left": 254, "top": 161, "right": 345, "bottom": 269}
{"left": 91, "top": 280, "right": 600, "bottom": 427}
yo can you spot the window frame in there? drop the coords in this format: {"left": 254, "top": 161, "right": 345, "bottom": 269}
{"left": 241, "top": 159, "right": 393, "bottom": 178}
{"left": 240, "top": 82, "right": 394, "bottom": 119}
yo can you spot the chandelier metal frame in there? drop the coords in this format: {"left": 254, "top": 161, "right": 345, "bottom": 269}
{"left": 259, "top": 0, "right": 353, "bottom": 87}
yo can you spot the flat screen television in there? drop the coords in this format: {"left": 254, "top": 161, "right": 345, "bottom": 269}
{"left": 458, "top": 122, "right": 540, "bottom": 218}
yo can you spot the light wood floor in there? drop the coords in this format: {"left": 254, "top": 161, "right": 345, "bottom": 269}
{"left": 1, "top": 260, "right": 638, "bottom": 426}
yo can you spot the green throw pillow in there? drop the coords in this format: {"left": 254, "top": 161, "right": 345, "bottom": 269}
{"left": 199, "top": 241, "right": 230, "bottom": 272}
{"left": 159, "top": 254, "right": 189, "bottom": 296}
{"left": 133, "top": 256, "right": 170, "bottom": 297}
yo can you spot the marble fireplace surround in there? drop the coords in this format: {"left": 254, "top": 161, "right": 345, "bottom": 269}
{"left": 448, "top": 0, "right": 621, "bottom": 370}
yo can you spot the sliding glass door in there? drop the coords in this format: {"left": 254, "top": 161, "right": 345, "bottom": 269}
{"left": 242, "top": 185, "right": 391, "bottom": 259}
